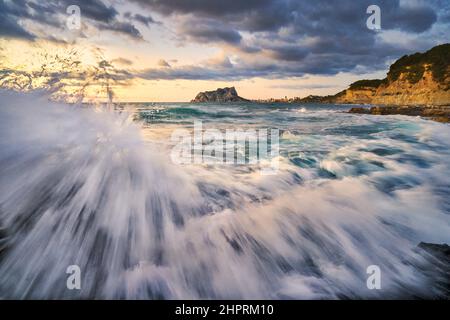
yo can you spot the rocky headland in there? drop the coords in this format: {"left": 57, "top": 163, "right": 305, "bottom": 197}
{"left": 191, "top": 87, "right": 249, "bottom": 103}
{"left": 417, "top": 242, "right": 450, "bottom": 298}
{"left": 301, "top": 44, "right": 450, "bottom": 122}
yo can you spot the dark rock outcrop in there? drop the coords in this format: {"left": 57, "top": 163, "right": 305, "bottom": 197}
{"left": 191, "top": 87, "right": 249, "bottom": 103}
{"left": 0, "top": 220, "right": 7, "bottom": 259}
{"left": 419, "top": 242, "right": 450, "bottom": 259}
{"left": 348, "top": 105, "right": 450, "bottom": 122}
{"left": 348, "top": 107, "right": 371, "bottom": 114}
{"left": 417, "top": 242, "right": 450, "bottom": 298}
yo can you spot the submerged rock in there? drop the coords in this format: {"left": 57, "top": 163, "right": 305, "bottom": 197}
{"left": 191, "top": 87, "right": 249, "bottom": 103}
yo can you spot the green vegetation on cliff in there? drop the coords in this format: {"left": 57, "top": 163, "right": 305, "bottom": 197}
{"left": 282, "top": 44, "right": 450, "bottom": 105}
{"left": 349, "top": 79, "right": 387, "bottom": 89}
{"left": 344, "top": 44, "right": 450, "bottom": 92}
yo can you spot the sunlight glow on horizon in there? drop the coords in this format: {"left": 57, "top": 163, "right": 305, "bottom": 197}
{"left": 1, "top": 1, "right": 448, "bottom": 102}
{"left": 1, "top": 38, "right": 389, "bottom": 102}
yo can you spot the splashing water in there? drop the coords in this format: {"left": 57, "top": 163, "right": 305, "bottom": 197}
{"left": 0, "top": 49, "right": 129, "bottom": 104}
{"left": 0, "top": 90, "right": 449, "bottom": 299}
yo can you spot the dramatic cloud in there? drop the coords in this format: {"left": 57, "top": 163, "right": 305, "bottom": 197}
{"left": 0, "top": 0, "right": 37, "bottom": 39}
{"left": 129, "top": 0, "right": 275, "bottom": 17}
{"left": 266, "top": 46, "right": 309, "bottom": 62}
{"left": 384, "top": 5, "right": 437, "bottom": 33}
{"left": 0, "top": 0, "right": 147, "bottom": 41}
{"left": 131, "top": 0, "right": 438, "bottom": 34}
{"left": 1, "top": 0, "right": 448, "bottom": 81}
{"left": 179, "top": 20, "right": 242, "bottom": 44}
{"left": 125, "top": 0, "right": 446, "bottom": 79}
{"left": 138, "top": 58, "right": 279, "bottom": 81}
{"left": 68, "top": 0, "right": 117, "bottom": 23}
{"left": 0, "top": 10, "right": 34, "bottom": 39}
{"left": 124, "top": 12, "right": 159, "bottom": 26}
{"left": 97, "top": 21, "right": 142, "bottom": 39}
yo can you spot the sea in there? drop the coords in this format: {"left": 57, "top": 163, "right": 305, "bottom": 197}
{"left": 0, "top": 89, "right": 449, "bottom": 299}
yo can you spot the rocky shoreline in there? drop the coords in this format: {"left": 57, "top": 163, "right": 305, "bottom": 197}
{"left": 348, "top": 105, "right": 450, "bottom": 123}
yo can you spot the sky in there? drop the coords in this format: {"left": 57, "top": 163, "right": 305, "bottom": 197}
{"left": 0, "top": 0, "right": 449, "bottom": 102}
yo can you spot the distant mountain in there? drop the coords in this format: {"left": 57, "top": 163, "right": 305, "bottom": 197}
{"left": 191, "top": 87, "right": 249, "bottom": 103}
{"left": 299, "top": 43, "right": 450, "bottom": 106}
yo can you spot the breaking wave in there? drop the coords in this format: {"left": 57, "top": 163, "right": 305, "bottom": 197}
{"left": 0, "top": 90, "right": 449, "bottom": 299}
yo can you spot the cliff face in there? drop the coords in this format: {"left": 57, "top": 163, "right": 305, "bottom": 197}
{"left": 191, "top": 87, "right": 249, "bottom": 103}
{"left": 333, "top": 44, "right": 450, "bottom": 106}
{"left": 335, "top": 69, "right": 450, "bottom": 105}
{"left": 371, "top": 69, "right": 450, "bottom": 105}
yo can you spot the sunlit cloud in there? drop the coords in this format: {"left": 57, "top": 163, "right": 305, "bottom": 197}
{"left": 0, "top": 0, "right": 449, "bottom": 101}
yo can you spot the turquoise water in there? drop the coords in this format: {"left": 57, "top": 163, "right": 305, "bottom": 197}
{"left": 135, "top": 102, "right": 446, "bottom": 183}
{"left": 1, "top": 92, "right": 450, "bottom": 299}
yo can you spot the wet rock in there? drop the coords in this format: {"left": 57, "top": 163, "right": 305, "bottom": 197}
{"left": 348, "top": 105, "right": 450, "bottom": 123}
{"left": 418, "top": 242, "right": 450, "bottom": 261}
{"left": 0, "top": 220, "right": 8, "bottom": 260}
{"left": 348, "top": 107, "right": 370, "bottom": 114}
{"left": 417, "top": 242, "right": 450, "bottom": 298}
